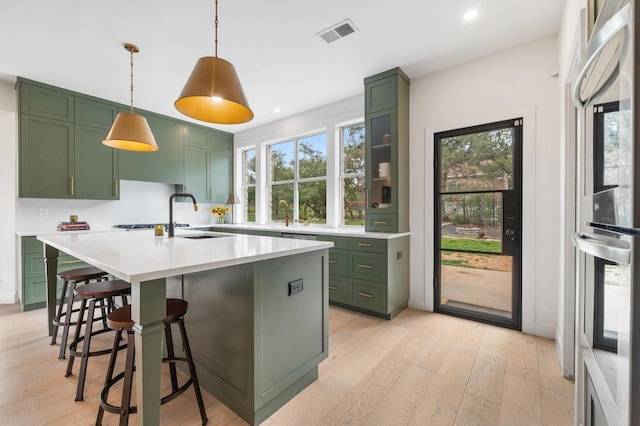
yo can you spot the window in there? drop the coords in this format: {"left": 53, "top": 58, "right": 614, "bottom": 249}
{"left": 340, "top": 122, "right": 365, "bottom": 226}
{"left": 267, "top": 133, "right": 327, "bottom": 224}
{"left": 242, "top": 149, "right": 256, "bottom": 222}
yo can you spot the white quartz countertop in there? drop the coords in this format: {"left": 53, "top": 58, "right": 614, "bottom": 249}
{"left": 194, "top": 223, "right": 411, "bottom": 239}
{"left": 36, "top": 230, "right": 332, "bottom": 283}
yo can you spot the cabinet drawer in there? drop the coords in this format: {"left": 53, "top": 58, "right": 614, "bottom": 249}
{"left": 317, "top": 234, "right": 348, "bottom": 250}
{"left": 365, "top": 213, "right": 397, "bottom": 233}
{"left": 349, "top": 278, "right": 387, "bottom": 313}
{"left": 348, "top": 237, "right": 387, "bottom": 254}
{"left": 328, "top": 249, "right": 348, "bottom": 276}
{"left": 328, "top": 274, "right": 349, "bottom": 304}
{"left": 348, "top": 252, "right": 387, "bottom": 282}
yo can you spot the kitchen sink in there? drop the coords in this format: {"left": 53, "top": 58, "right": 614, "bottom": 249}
{"left": 177, "top": 234, "right": 221, "bottom": 240}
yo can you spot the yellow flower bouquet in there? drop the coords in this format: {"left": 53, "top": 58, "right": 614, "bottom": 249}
{"left": 210, "top": 206, "right": 231, "bottom": 224}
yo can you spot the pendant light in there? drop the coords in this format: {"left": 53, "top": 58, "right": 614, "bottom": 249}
{"left": 103, "top": 43, "right": 159, "bottom": 152}
{"left": 174, "top": 0, "right": 253, "bottom": 124}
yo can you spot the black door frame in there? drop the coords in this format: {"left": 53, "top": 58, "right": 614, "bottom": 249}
{"left": 434, "top": 118, "right": 523, "bottom": 330}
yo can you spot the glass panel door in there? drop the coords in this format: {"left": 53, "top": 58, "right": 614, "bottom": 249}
{"left": 435, "top": 119, "right": 522, "bottom": 329}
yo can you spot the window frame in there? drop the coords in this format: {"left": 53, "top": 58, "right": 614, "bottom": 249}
{"left": 266, "top": 132, "right": 328, "bottom": 224}
{"left": 241, "top": 148, "right": 256, "bottom": 222}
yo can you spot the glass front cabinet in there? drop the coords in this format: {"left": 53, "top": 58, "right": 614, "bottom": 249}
{"left": 364, "top": 68, "right": 410, "bottom": 232}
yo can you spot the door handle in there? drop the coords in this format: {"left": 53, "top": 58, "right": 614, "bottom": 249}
{"left": 505, "top": 228, "right": 516, "bottom": 241}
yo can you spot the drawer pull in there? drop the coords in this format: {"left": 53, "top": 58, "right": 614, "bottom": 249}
{"left": 357, "top": 243, "right": 372, "bottom": 247}
{"left": 329, "top": 260, "right": 337, "bottom": 264}
{"left": 329, "top": 286, "right": 337, "bottom": 290}
{"left": 357, "top": 264, "right": 373, "bottom": 269}
{"left": 373, "top": 221, "right": 388, "bottom": 225}
{"left": 358, "top": 292, "right": 373, "bottom": 299}
{"left": 61, "top": 259, "right": 82, "bottom": 265}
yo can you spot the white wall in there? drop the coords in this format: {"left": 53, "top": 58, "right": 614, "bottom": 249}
{"left": 0, "top": 80, "right": 17, "bottom": 302}
{"left": 409, "top": 36, "right": 561, "bottom": 337}
{"left": 0, "top": 80, "right": 222, "bottom": 304}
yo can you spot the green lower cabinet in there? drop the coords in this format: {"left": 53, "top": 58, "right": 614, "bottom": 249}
{"left": 349, "top": 278, "right": 387, "bottom": 313}
{"left": 328, "top": 274, "right": 349, "bottom": 304}
{"left": 328, "top": 249, "right": 348, "bottom": 276}
{"left": 21, "top": 237, "right": 90, "bottom": 311}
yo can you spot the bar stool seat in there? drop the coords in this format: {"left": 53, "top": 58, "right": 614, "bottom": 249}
{"left": 51, "top": 266, "right": 109, "bottom": 359}
{"left": 96, "top": 299, "right": 208, "bottom": 425}
{"left": 65, "top": 279, "right": 131, "bottom": 402}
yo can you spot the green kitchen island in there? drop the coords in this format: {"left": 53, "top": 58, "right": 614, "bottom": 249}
{"left": 37, "top": 230, "right": 332, "bottom": 425}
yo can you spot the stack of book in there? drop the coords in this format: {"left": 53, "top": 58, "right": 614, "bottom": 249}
{"left": 56, "top": 221, "right": 90, "bottom": 231}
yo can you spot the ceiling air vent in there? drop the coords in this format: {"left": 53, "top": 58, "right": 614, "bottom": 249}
{"left": 316, "top": 19, "right": 358, "bottom": 44}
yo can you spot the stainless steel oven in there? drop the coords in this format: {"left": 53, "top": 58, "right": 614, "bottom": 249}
{"left": 571, "top": 1, "right": 639, "bottom": 424}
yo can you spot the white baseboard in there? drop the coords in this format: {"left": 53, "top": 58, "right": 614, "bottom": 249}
{"left": 534, "top": 322, "right": 556, "bottom": 339}
{"left": 0, "top": 292, "right": 17, "bottom": 304}
{"left": 408, "top": 297, "right": 428, "bottom": 311}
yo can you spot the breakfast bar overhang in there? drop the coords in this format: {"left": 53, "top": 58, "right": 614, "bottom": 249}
{"left": 37, "top": 231, "right": 332, "bottom": 425}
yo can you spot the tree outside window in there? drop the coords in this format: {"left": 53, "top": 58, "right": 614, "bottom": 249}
{"left": 341, "top": 123, "right": 365, "bottom": 226}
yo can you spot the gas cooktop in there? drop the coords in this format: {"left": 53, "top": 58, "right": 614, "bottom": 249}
{"left": 114, "top": 223, "right": 190, "bottom": 230}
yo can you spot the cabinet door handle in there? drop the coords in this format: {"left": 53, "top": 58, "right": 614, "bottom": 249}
{"left": 70, "top": 177, "right": 74, "bottom": 195}
{"left": 358, "top": 264, "right": 373, "bottom": 269}
{"left": 373, "top": 221, "right": 388, "bottom": 225}
{"left": 60, "top": 259, "right": 82, "bottom": 265}
{"left": 358, "top": 292, "right": 373, "bottom": 299}
{"left": 329, "top": 286, "right": 337, "bottom": 290}
{"left": 114, "top": 181, "right": 118, "bottom": 197}
{"left": 357, "top": 243, "right": 372, "bottom": 247}
{"left": 329, "top": 260, "right": 337, "bottom": 264}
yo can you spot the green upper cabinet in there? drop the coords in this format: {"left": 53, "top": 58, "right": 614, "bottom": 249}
{"left": 18, "top": 81, "right": 120, "bottom": 199}
{"left": 19, "top": 114, "right": 75, "bottom": 198}
{"left": 364, "top": 68, "right": 410, "bottom": 233}
{"left": 20, "top": 81, "right": 74, "bottom": 122}
{"left": 74, "top": 125, "right": 119, "bottom": 199}
{"left": 182, "top": 126, "right": 233, "bottom": 203}
{"left": 183, "top": 145, "right": 210, "bottom": 202}
{"left": 210, "top": 148, "right": 232, "bottom": 203}
{"left": 18, "top": 78, "right": 234, "bottom": 198}
{"left": 118, "top": 113, "right": 185, "bottom": 184}
{"left": 74, "top": 96, "right": 117, "bottom": 128}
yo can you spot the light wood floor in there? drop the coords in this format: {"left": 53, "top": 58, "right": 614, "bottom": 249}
{"left": 0, "top": 303, "right": 574, "bottom": 425}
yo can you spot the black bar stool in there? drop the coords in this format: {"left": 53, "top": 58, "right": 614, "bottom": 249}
{"left": 96, "top": 299, "right": 208, "bottom": 425}
{"left": 51, "top": 266, "right": 109, "bottom": 359}
{"left": 65, "top": 279, "right": 131, "bottom": 401}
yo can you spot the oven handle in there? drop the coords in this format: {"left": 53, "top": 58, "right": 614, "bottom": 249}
{"left": 572, "top": 232, "right": 631, "bottom": 265}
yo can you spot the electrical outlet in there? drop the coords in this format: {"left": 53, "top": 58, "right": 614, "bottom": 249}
{"left": 288, "top": 279, "right": 303, "bottom": 296}
{"left": 39, "top": 208, "right": 49, "bottom": 218}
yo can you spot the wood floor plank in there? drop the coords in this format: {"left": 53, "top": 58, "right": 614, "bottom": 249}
{"left": 466, "top": 349, "right": 506, "bottom": 404}
{"left": 498, "top": 374, "right": 543, "bottom": 426}
{"left": 365, "top": 364, "right": 435, "bottom": 425}
{"left": 408, "top": 342, "right": 477, "bottom": 425}
{"left": 0, "top": 304, "right": 574, "bottom": 426}
{"left": 506, "top": 331, "right": 539, "bottom": 383}
{"left": 454, "top": 392, "right": 500, "bottom": 426}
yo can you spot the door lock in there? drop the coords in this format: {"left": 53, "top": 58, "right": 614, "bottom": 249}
{"left": 505, "top": 228, "right": 516, "bottom": 240}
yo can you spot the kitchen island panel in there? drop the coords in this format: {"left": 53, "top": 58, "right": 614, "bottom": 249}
{"left": 180, "top": 251, "right": 328, "bottom": 425}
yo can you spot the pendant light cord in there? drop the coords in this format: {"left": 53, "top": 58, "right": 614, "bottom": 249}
{"left": 129, "top": 47, "right": 135, "bottom": 112}
{"left": 214, "top": 0, "right": 218, "bottom": 57}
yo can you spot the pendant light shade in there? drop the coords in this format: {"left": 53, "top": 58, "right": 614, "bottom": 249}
{"left": 103, "top": 43, "right": 158, "bottom": 152}
{"left": 174, "top": 0, "right": 253, "bottom": 124}
{"left": 103, "top": 112, "right": 158, "bottom": 152}
{"left": 175, "top": 56, "right": 253, "bottom": 124}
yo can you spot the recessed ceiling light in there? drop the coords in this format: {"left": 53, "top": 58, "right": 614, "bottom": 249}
{"left": 274, "top": 108, "right": 281, "bottom": 113}
{"left": 463, "top": 9, "right": 478, "bottom": 21}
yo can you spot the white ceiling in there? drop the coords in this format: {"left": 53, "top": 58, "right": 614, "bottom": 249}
{"left": 0, "top": 0, "right": 566, "bottom": 133}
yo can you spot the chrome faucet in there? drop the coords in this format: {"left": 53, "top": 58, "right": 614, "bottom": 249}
{"left": 169, "top": 193, "right": 198, "bottom": 237}
{"left": 276, "top": 199, "right": 291, "bottom": 227}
